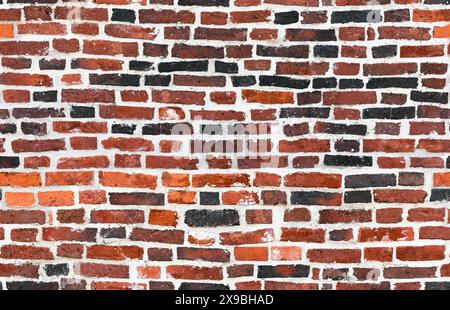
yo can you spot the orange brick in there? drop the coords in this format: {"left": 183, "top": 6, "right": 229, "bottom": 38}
{"left": 0, "top": 24, "right": 14, "bottom": 38}
{"left": 4, "top": 192, "right": 35, "bottom": 207}
{"left": 434, "top": 24, "right": 450, "bottom": 38}
{"left": 136, "top": 266, "right": 161, "bottom": 279}
{"left": 38, "top": 191, "right": 74, "bottom": 206}
{"left": 148, "top": 209, "right": 178, "bottom": 227}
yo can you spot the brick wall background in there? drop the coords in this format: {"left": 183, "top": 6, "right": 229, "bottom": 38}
{"left": 0, "top": 0, "right": 449, "bottom": 290}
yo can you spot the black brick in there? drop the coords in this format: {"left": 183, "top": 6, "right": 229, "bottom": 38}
{"left": 44, "top": 264, "right": 69, "bottom": 277}
{"left": 274, "top": 11, "right": 299, "bottom": 25}
{"left": 215, "top": 61, "right": 238, "bottom": 74}
{"left": 280, "top": 108, "right": 330, "bottom": 119}
{"left": 324, "top": 155, "right": 372, "bottom": 167}
{"left": 200, "top": 192, "right": 220, "bottom": 205}
{"left": 144, "top": 75, "right": 171, "bottom": 86}
{"left": 411, "top": 91, "right": 448, "bottom": 104}
{"left": 33, "top": 91, "right": 57, "bottom": 102}
{"left": 89, "top": 74, "right": 140, "bottom": 87}
{"left": 112, "top": 124, "right": 137, "bottom": 135}
{"left": 314, "top": 45, "right": 338, "bottom": 58}
{"left": 185, "top": 209, "right": 239, "bottom": 227}
{"left": 70, "top": 106, "right": 95, "bottom": 118}
{"left": 259, "top": 76, "right": 309, "bottom": 89}
{"left": 258, "top": 265, "right": 310, "bottom": 278}
{"left": 112, "top": 9, "right": 136, "bottom": 23}
{"left": 363, "top": 107, "right": 416, "bottom": 119}
{"left": 159, "top": 61, "right": 208, "bottom": 72}
{"left": 129, "top": 60, "right": 153, "bottom": 71}
{"left": 344, "top": 190, "right": 372, "bottom": 203}
{"left": 372, "top": 45, "right": 397, "bottom": 58}
{"left": 0, "top": 156, "right": 20, "bottom": 169}
{"left": 367, "top": 78, "right": 418, "bottom": 89}
{"left": 345, "top": 174, "right": 396, "bottom": 188}
{"left": 331, "top": 10, "right": 382, "bottom": 23}
{"left": 231, "top": 76, "right": 256, "bottom": 87}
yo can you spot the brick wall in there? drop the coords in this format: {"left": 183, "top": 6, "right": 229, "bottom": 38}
{"left": 0, "top": 0, "right": 449, "bottom": 290}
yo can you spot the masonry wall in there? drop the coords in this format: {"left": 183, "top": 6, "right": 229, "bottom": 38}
{"left": 0, "top": 0, "right": 449, "bottom": 290}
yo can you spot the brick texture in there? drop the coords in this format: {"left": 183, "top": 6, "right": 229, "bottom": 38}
{"left": 0, "top": 0, "right": 449, "bottom": 291}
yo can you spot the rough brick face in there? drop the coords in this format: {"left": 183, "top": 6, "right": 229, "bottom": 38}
{"left": 0, "top": 0, "right": 448, "bottom": 291}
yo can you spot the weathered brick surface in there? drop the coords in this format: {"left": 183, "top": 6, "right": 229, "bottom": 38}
{"left": 0, "top": 0, "right": 449, "bottom": 290}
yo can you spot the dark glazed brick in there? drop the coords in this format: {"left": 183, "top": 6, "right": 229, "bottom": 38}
{"left": 425, "top": 282, "right": 450, "bottom": 290}
{"left": 159, "top": 61, "right": 208, "bottom": 72}
{"left": 0, "top": 124, "right": 16, "bottom": 134}
{"left": 231, "top": 76, "right": 256, "bottom": 87}
{"left": 21, "top": 122, "right": 47, "bottom": 136}
{"left": 129, "top": 61, "right": 153, "bottom": 71}
{"left": 274, "top": 11, "right": 299, "bottom": 25}
{"left": 259, "top": 76, "right": 309, "bottom": 89}
{"left": 344, "top": 191, "right": 372, "bottom": 203}
{"left": 329, "top": 229, "right": 353, "bottom": 241}
{"left": 367, "top": 78, "right": 418, "bottom": 89}
{"left": 314, "top": 45, "right": 338, "bottom": 58}
{"left": 44, "top": 264, "right": 69, "bottom": 277}
{"left": 316, "top": 122, "right": 367, "bottom": 135}
{"left": 345, "top": 174, "right": 396, "bottom": 188}
{"left": 331, "top": 11, "right": 382, "bottom": 24}
{"left": 33, "top": 91, "right": 57, "bottom": 102}
{"left": 313, "top": 78, "right": 337, "bottom": 89}
{"left": 179, "top": 283, "right": 229, "bottom": 290}
{"left": 339, "top": 79, "right": 364, "bottom": 89}
{"left": 112, "top": 124, "right": 137, "bottom": 135}
{"left": 112, "top": 9, "right": 136, "bottom": 23}
{"left": 291, "top": 191, "right": 341, "bottom": 206}
{"left": 6, "top": 281, "right": 59, "bottom": 290}
{"left": 109, "top": 193, "right": 165, "bottom": 206}
{"left": 258, "top": 265, "right": 310, "bottom": 278}
{"left": 39, "top": 59, "right": 65, "bottom": 70}
{"left": 363, "top": 107, "right": 416, "bottom": 119}
{"left": 200, "top": 192, "right": 220, "bottom": 205}
{"left": 215, "top": 61, "right": 238, "bottom": 74}
{"left": 70, "top": 106, "right": 95, "bottom": 118}
{"left": 0, "top": 156, "right": 20, "bottom": 169}
{"left": 286, "top": 29, "right": 337, "bottom": 41}
{"left": 411, "top": 91, "right": 448, "bottom": 104}
{"left": 100, "top": 227, "right": 126, "bottom": 239}
{"left": 372, "top": 45, "right": 397, "bottom": 58}
{"left": 334, "top": 140, "right": 360, "bottom": 153}
{"left": 430, "top": 189, "right": 450, "bottom": 202}
{"left": 142, "top": 123, "right": 193, "bottom": 135}
{"left": 89, "top": 74, "right": 140, "bottom": 87}
{"left": 185, "top": 209, "right": 239, "bottom": 227}
{"left": 324, "top": 155, "right": 373, "bottom": 167}
{"left": 145, "top": 75, "right": 171, "bottom": 86}
{"left": 257, "top": 45, "right": 309, "bottom": 58}
{"left": 280, "top": 108, "right": 330, "bottom": 119}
